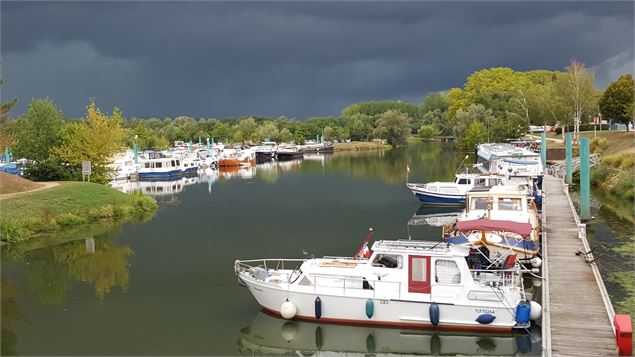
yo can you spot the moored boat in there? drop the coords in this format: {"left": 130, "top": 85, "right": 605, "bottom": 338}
{"left": 234, "top": 238, "right": 539, "bottom": 332}
{"left": 407, "top": 173, "right": 505, "bottom": 206}
{"left": 276, "top": 145, "right": 304, "bottom": 160}
{"left": 442, "top": 185, "right": 541, "bottom": 263}
{"left": 138, "top": 152, "right": 184, "bottom": 181}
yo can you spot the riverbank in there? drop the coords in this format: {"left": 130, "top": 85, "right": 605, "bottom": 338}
{"left": 333, "top": 141, "right": 390, "bottom": 151}
{"left": 0, "top": 178, "right": 157, "bottom": 243}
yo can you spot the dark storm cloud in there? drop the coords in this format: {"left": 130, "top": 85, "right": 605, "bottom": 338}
{"left": 2, "top": 1, "right": 633, "bottom": 118}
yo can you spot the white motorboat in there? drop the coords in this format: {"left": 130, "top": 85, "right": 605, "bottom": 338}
{"left": 407, "top": 172, "right": 505, "bottom": 206}
{"left": 235, "top": 239, "right": 538, "bottom": 333}
{"left": 476, "top": 143, "right": 543, "bottom": 186}
{"left": 442, "top": 185, "right": 541, "bottom": 263}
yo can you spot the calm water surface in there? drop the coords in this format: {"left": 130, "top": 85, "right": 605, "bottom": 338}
{"left": 10, "top": 141, "right": 618, "bottom": 356}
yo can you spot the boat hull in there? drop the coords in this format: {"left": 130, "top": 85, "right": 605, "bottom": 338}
{"left": 276, "top": 152, "right": 304, "bottom": 161}
{"left": 240, "top": 275, "right": 516, "bottom": 333}
{"left": 413, "top": 192, "right": 466, "bottom": 206}
{"left": 138, "top": 169, "right": 183, "bottom": 181}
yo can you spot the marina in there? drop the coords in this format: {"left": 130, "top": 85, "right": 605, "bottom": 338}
{"left": 1, "top": 141, "right": 632, "bottom": 356}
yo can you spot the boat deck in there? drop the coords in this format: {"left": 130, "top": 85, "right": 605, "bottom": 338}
{"left": 542, "top": 175, "right": 617, "bottom": 356}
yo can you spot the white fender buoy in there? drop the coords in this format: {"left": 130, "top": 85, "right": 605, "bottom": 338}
{"left": 530, "top": 257, "right": 542, "bottom": 268}
{"left": 532, "top": 277, "right": 542, "bottom": 287}
{"left": 529, "top": 301, "right": 542, "bottom": 321}
{"left": 281, "top": 299, "right": 297, "bottom": 319}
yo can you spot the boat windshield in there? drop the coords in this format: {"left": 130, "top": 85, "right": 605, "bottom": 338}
{"left": 470, "top": 197, "right": 490, "bottom": 210}
{"left": 371, "top": 254, "right": 402, "bottom": 268}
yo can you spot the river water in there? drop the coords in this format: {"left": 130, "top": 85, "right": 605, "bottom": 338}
{"left": 2, "top": 141, "right": 629, "bottom": 356}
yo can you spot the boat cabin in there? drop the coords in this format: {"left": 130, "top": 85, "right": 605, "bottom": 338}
{"left": 465, "top": 186, "right": 531, "bottom": 218}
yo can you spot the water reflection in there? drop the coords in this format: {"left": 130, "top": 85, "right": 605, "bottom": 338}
{"left": 1, "top": 278, "right": 25, "bottom": 356}
{"left": 406, "top": 205, "right": 463, "bottom": 241}
{"left": 237, "top": 311, "right": 533, "bottom": 356}
{"left": 10, "top": 233, "right": 133, "bottom": 303}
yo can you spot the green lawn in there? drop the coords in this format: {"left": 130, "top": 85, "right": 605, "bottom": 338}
{"left": 1, "top": 182, "right": 135, "bottom": 219}
{"left": 1, "top": 182, "right": 156, "bottom": 243}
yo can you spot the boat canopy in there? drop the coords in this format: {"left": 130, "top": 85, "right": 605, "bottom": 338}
{"left": 455, "top": 219, "right": 532, "bottom": 237}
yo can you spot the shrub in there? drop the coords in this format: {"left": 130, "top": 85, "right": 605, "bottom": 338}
{"left": 0, "top": 219, "right": 27, "bottom": 243}
{"left": 590, "top": 138, "right": 608, "bottom": 154}
{"left": 590, "top": 166, "right": 611, "bottom": 187}
{"left": 99, "top": 205, "right": 115, "bottom": 218}
{"left": 57, "top": 213, "right": 88, "bottom": 227}
{"left": 130, "top": 192, "right": 158, "bottom": 214}
{"left": 418, "top": 125, "right": 440, "bottom": 140}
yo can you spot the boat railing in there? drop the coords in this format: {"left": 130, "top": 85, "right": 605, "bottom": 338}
{"left": 234, "top": 258, "right": 306, "bottom": 275}
{"left": 469, "top": 268, "right": 521, "bottom": 288}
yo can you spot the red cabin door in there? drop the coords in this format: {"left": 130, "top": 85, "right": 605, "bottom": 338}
{"left": 408, "top": 255, "right": 431, "bottom": 293}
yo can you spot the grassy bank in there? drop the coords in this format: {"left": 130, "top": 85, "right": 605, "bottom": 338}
{"left": 588, "top": 132, "right": 635, "bottom": 201}
{"left": 0, "top": 182, "right": 157, "bottom": 243}
{"left": 334, "top": 141, "right": 391, "bottom": 151}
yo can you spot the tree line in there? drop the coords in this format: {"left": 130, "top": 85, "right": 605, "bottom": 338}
{"left": 1, "top": 61, "right": 632, "bottom": 182}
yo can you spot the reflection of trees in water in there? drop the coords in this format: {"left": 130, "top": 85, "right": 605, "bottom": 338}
{"left": 1, "top": 278, "right": 25, "bottom": 356}
{"left": 23, "top": 235, "right": 133, "bottom": 303}
{"left": 54, "top": 238, "right": 133, "bottom": 298}
{"left": 313, "top": 142, "right": 463, "bottom": 184}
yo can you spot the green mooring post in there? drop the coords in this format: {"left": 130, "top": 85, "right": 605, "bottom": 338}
{"left": 580, "top": 137, "right": 590, "bottom": 219}
{"left": 565, "top": 133, "right": 572, "bottom": 184}
{"left": 541, "top": 132, "right": 547, "bottom": 170}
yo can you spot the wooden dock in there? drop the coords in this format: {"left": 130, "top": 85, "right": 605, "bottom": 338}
{"left": 542, "top": 175, "right": 617, "bottom": 356}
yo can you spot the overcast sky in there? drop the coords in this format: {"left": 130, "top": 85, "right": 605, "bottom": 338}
{"left": 2, "top": 1, "right": 633, "bottom": 119}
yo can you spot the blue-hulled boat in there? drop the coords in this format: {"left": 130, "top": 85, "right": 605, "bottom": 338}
{"left": 407, "top": 173, "right": 505, "bottom": 206}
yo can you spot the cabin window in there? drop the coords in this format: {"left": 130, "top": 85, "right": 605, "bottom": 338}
{"left": 171, "top": 160, "right": 176, "bottom": 167}
{"left": 145, "top": 163, "right": 150, "bottom": 168}
{"left": 458, "top": 178, "right": 468, "bottom": 185}
{"left": 491, "top": 179, "right": 500, "bottom": 185}
{"left": 470, "top": 197, "right": 490, "bottom": 210}
{"left": 428, "top": 186, "right": 438, "bottom": 192}
{"left": 475, "top": 178, "right": 487, "bottom": 186}
{"left": 435, "top": 260, "right": 461, "bottom": 284}
{"left": 439, "top": 187, "right": 460, "bottom": 194}
{"left": 156, "top": 162, "right": 162, "bottom": 168}
{"left": 498, "top": 198, "right": 522, "bottom": 211}
{"left": 372, "top": 254, "right": 402, "bottom": 269}
{"left": 176, "top": 160, "right": 180, "bottom": 166}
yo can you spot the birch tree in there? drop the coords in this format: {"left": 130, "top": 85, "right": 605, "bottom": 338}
{"left": 559, "top": 60, "right": 596, "bottom": 141}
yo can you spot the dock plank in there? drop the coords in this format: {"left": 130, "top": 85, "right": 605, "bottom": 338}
{"left": 543, "top": 175, "right": 617, "bottom": 356}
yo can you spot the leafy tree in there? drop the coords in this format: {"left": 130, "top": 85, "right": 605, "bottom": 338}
{"left": 13, "top": 98, "right": 64, "bottom": 161}
{"left": 421, "top": 91, "right": 449, "bottom": 113}
{"left": 232, "top": 129, "right": 245, "bottom": 143}
{"left": 322, "top": 126, "right": 334, "bottom": 141}
{"left": 23, "top": 158, "right": 80, "bottom": 182}
{"left": 418, "top": 125, "right": 440, "bottom": 140}
{"left": 347, "top": 116, "right": 372, "bottom": 141}
{"left": 342, "top": 100, "right": 420, "bottom": 119}
{"left": 421, "top": 109, "right": 452, "bottom": 136}
{"left": 278, "top": 128, "right": 293, "bottom": 143}
{"left": 0, "top": 77, "right": 17, "bottom": 118}
{"left": 557, "top": 60, "right": 597, "bottom": 140}
{"left": 237, "top": 117, "right": 258, "bottom": 141}
{"left": 255, "top": 122, "right": 279, "bottom": 142}
{"left": 373, "top": 110, "right": 411, "bottom": 146}
{"left": 599, "top": 74, "right": 634, "bottom": 130}
{"left": 211, "top": 122, "right": 231, "bottom": 143}
{"left": 454, "top": 104, "right": 496, "bottom": 144}
{"left": 53, "top": 101, "right": 126, "bottom": 183}
{"left": 458, "top": 121, "right": 487, "bottom": 150}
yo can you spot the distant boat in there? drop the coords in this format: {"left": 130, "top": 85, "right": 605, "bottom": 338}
{"left": 476, "top": 143, "right": 544, "bottom": 186}
{"left": 138, "top": 152, "right": 184, "bottom": 181}
{"left": 252, "top": 142, "right": 278, "bottom": 162}
{"left": 297, "top": 141, "right": 334, "bottom": 153}
{"left": 276, "top": 145, "right": 304, "bottom": 161}
{"left": 219, "top": 149, "right": 256, "bottom": 167}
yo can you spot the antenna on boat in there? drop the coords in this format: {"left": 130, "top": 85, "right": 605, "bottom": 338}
{"left": 455, "top": 154, "right": 470, "bottom": 175}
